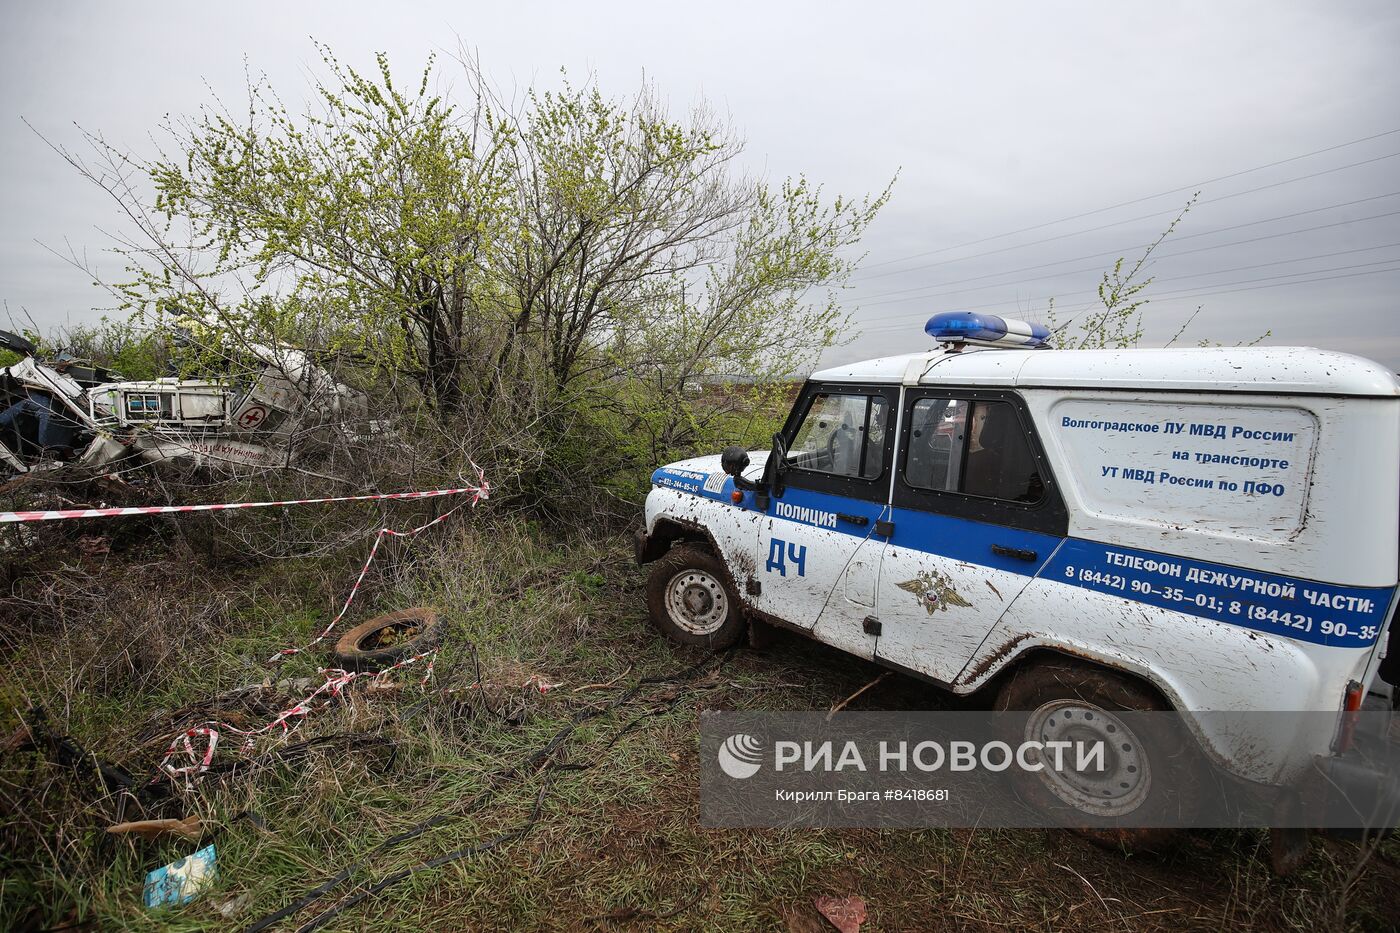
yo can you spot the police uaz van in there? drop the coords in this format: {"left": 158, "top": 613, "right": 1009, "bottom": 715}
{"left": 635, "top": 311, "right": 1400, "bottom": 841}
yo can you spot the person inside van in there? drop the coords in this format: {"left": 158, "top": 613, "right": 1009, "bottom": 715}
{"left": 963, "top": 402, "right": 1042, "bottom": 502}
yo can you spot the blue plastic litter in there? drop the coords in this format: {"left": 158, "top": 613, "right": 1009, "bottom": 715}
{"left": 143, "top": 843, "right": 217, "bottom": 908}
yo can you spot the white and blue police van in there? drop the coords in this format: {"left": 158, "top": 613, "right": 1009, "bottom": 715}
{"left": 636, "top": 311, "right": 1400, "bottom": 839}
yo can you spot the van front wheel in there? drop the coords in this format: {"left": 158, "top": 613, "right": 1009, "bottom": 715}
{"left": 645, "top": 545, "right": 746, "bottom": 649}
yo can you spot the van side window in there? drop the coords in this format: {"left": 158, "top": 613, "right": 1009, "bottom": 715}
{"left": 788, "top": 392, "right": 888, "bottom": 479}
{"left": 905, "top": 398, "right": 1043, "bottom": 502}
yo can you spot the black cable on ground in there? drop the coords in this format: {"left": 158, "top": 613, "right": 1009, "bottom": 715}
{"left": 296, "top": 681, "right": 710, "bottom": 933}
{"left": 294, "top": 771, "right": 558, "bottom": 933}
{"left": 20, "top": 706, "right": 171, "bottom": 809}
{"left": 246, "top": 648, "right": 728, "bottom": 933}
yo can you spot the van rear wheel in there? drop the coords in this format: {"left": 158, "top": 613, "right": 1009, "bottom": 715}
{"left": 645, "top": 545, "right": 746, "bottom": 649}
{"left": 995, "top": 660, "right": 1198, "bottom": 853}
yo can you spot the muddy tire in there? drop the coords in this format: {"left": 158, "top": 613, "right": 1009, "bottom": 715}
{"left": 332, "top": 608, "right": 442, "bottom": 671}
{"left": 995, "top": 659, "right": 1198, "bottom": 853}
{"left": 645, "top": 545, "right": 746, "bottom": 649}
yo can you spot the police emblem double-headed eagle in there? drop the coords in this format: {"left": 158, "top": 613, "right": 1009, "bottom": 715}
{"left": 897, "top": 570, "right": 972, "bottom": 614}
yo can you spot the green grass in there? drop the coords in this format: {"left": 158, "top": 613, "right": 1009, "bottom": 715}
{"left": 3, "top": 518, "right": 1398, "bottom": 931}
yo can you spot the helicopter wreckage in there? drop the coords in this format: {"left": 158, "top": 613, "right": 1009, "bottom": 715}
{"left": 0, "top": 329, "right": 371, "bottom": 478}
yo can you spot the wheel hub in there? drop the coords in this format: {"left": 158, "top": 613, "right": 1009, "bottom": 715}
{"left": 682, "top": 584, "right": 713, "bottom": 615}
{"left": 665, "top": 569, "right": 728, "bottom": 635}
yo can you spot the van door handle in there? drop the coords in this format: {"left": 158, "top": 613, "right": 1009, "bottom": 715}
{"left": 836, "top": 513, "right": 869, "bottom": 526}
{"left": 991, "top": 544, "right": 1038, "bottom": 562}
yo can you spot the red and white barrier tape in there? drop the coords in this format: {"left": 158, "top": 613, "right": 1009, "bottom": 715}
{"left": 157, "top": 651, "right": 438, "bottom": 783}
{"left": 0, "top": 484, "right": 488, "bottom": 524}
{"left": 87, "top": 467, "right": 494, "bottom": 783}
{"left": 155, "top": 659, "right": 567, "bottom": 783}
{"left": 269, "top": 483, "right": 487, "bottom": 662}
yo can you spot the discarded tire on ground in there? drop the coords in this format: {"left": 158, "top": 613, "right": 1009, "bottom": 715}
{"left": 332, "top": 607, "right": 442, "bottom": 671}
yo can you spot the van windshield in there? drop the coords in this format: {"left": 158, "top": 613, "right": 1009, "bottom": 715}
{"left": 788, "top": 392, "right": 888, "bottom": 479}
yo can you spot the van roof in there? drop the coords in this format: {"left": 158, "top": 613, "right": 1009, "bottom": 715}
{"left": 810, "top": 346, "right": 1400, "bottom": 397}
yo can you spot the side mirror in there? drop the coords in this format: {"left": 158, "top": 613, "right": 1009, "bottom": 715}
{"left": 720, "top": 446, "right": 750, "bottom": 477}
{"left": 723, "top": 445, "right": 762, "bottom": 494}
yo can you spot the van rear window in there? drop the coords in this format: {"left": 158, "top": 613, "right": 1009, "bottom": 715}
{"left": 905, "top": 398, "right": 1044, "bottom": 503}
{"left": 1051, "top": 399, "right": 1318, "bottom": 541}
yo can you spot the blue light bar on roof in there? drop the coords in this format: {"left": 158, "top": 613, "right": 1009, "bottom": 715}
{"left": 925, "top": 311, "right": 1050, "bottom": 349}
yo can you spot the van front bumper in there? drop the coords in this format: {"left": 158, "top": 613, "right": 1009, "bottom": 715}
{"left": 634, "top": 527, "right": 674, "bottom": 565}
{"left": 633, "top": 527, "right": 652, "bottom": 565}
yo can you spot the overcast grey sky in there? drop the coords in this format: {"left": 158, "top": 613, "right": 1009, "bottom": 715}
{"left": 3, "top": 1, "right": 1398, "bottom": 368}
